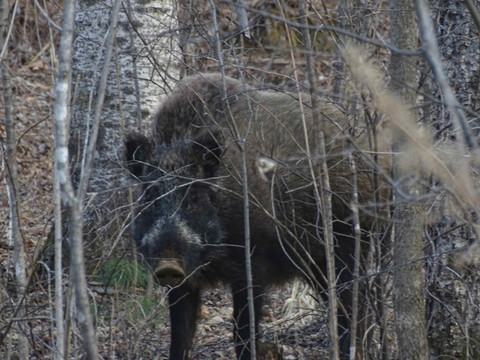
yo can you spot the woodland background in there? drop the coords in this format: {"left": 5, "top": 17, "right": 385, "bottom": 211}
{"left": 2, "top": 0, "right": 480, "bottom": 359}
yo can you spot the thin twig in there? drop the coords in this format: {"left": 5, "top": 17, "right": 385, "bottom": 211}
{"left": 296, "top": 1, "right": 339, "bottom": 359}
{"left": 209, "top": 1, "right": 257, "bottom": 359}
{"left": 348, "top": 152, "right": 361, "bottom": 360}
{"left": 463, "top": 0, "right": 480, "bottom": 35}
{"left": 0, "top": 0, "right": 18, "bottom": 60}
{"left": 246, "top": 6, "right": 421, "bottom": 56}
{"left": 33, "top": 0, "right": 61, "bottom": 31}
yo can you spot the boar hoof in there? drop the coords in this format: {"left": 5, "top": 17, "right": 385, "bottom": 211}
{"left": 154, "top": 260, "right": 186, "bottom": 287}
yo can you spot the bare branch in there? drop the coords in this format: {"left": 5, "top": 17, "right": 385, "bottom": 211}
{"left": 415, "top": 0, "right": 476, "bottom": 150}
{"left": 233, "top": 0, "right": 251, "bottom": 39}
{"left": 297, "top": 1, "right": 339, "bottom": 359}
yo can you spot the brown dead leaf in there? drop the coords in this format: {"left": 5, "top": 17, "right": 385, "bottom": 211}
{"left": 26, "top": 59, "right": 48, "bottom": 71}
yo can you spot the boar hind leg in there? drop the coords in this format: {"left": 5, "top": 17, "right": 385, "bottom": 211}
{"left": 232, "top": 282, "right": 265, "bottom": 360}
{"left": 168, "top": 285, "right": 200, "bottom": 360}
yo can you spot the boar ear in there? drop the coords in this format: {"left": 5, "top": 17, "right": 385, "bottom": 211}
{"left": 125, "top": 133, "right": 154, "bottom": 178}
{"left": 256, "top": 157, "right": 277, "bottom": 182}
{"left": 189, "top": 134, "right": 224, "bottom": 178}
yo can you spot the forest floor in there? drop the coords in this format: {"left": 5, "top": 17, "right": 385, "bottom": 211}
{"left": 94, "top": 283, "right": 329, "bottom": 360}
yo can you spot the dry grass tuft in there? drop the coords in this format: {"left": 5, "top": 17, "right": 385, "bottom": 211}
{"left": 345, "top": 46, "right": 480, "bottom": 263}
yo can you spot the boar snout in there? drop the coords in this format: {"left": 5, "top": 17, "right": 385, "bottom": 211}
{"left": 154, "top": 259, "right": 186, "bottom": 287}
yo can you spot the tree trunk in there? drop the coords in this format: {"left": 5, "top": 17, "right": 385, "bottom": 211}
{"left": 1, "top": 0, "right": 30, "bottom": 357}
{"left": 70, "top": 0, "right": 178, "bottom": 252}
{"left": 422, "top": 1, "right": 480, "bottom": 358}
{"left": 389, "top": 1, "right": 429, "bottom": 359}
{"left": 55, "top": 0, "right": 100, "bottom": 357}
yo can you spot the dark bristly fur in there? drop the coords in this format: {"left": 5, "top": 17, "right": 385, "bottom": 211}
{"left": 125, "top": 73, "right": 390, "bottom": 360}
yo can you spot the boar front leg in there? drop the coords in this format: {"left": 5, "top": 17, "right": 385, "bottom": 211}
{"left": 168, "top": 285, "right": 200, "bottom": 360}
{"left": 232, "top": 281, "right": 265, "bottom": 360}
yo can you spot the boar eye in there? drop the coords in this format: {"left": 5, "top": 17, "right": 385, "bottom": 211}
{"left": 189, "top": 189, "right": 199, "bottom": 203}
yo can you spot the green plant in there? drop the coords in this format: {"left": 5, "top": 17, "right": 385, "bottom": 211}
{"left": 97, "top": 258, "right": 149, "bottom": 289}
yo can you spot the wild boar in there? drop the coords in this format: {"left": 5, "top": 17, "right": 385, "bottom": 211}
{"left": 125, "top": 73, "right": 389, "bottom": 359}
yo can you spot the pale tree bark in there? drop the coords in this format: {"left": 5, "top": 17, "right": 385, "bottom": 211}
{"left": 54, "top": 1, "right": 66, "bottom": 349}
{"left": 55, "top": 0, "right": 99, "bottom": 358}
{"left": 389, "top": 1, "right": 429, "bottom": 359}
{"left": 70, "top": 0, "right": 178, "bottom": 249}
{"left": 54, "top": 146, "right": 65, "bottom": 360}
{"left": 1, "top": 0, "right": 30, "bottom": 357}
